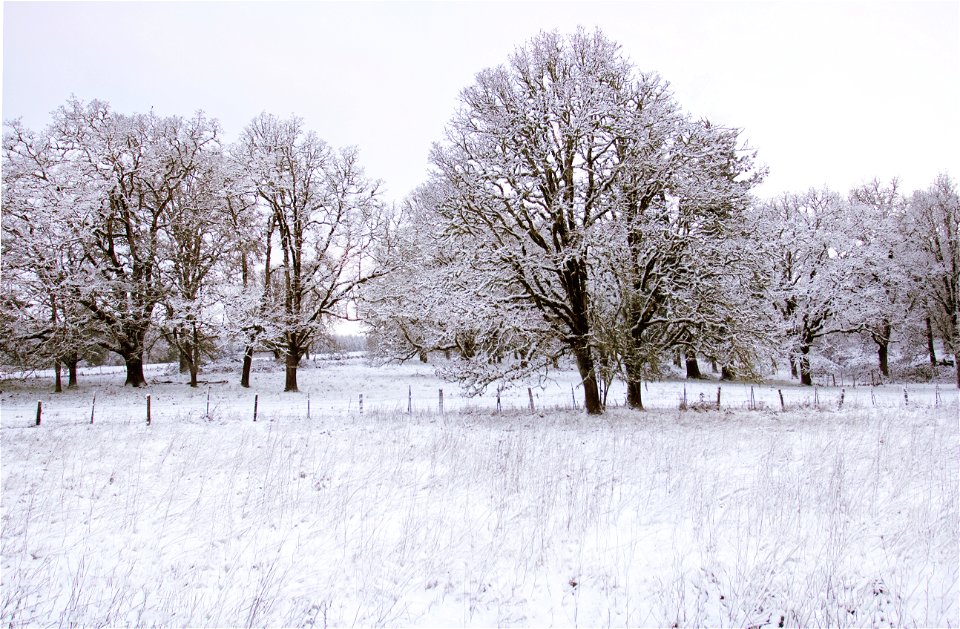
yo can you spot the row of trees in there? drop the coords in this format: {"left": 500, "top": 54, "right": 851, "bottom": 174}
{"left": 2, "top": 103, "right": 388, "bottom": 391}
{"left": 3, "top": 29, "right": 958, "bottom": 413}
{"left": 362, "top": 30, "right": 959, "bottom": 412}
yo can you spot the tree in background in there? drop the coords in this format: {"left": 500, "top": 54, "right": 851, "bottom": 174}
{"left": 758, "top": 189, "right": 865, "bottom": 385}
{"left": 905, "top": 174, "right": 960, "bottom": 387}
{"left": 2, "top": 119, "right": 101, "bottom": 388}
{"left": 846, "top": 179, "right": 911, "bottom": 378}
{"left": 237, "top": 113, "right": 388, "bottom": 392}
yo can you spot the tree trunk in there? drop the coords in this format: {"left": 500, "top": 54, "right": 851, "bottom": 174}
{"left": 877, "top": 341, "right": 889, "bottom": 378}
{"left": 955, "top": 351, "right": 960, "bottom": 389}
{"left": 124, "top": 356, "right": 147, "bottom": 387}
{"left": 240, "top": 345, "right": 254, "bottom": 388}
{"left": 798, "top": 345, "right": 813, "bottom": 386}
{"left": 875, "top": 320, "right": 891, "bottom": 377}
{"left": 66, "top": 358, "right": 79, "bottom": 388}
{"left": 790, "top": 356, "right": 798, "bottom": 379}
{"left": 284, "top": 351, "right": 300, "bottom": 392}
{"left": 179, "top": 349, "right": 190, "bottom": 374}
{"left": 926, "top": 317, "right": 938, "bottom": 366}
{"left": 721, "top": 365, "right": 736, "bottom": 381}
{"left": 418, "top": 349, "right": 428, "bottom": 363}
{"left": 54, "top": 359, "right": 63, "bottom": 393}
{"left": 626, "top": 377, "right": 643, "bottom": 410}
{"left": 189, "top": 363, "right": 199, "bottom": 388}
{"left": 685, "top": 352, "right": 702, "bottom": 379}
{"left": 573, "top": 347, "right": 602, "bottom": 415}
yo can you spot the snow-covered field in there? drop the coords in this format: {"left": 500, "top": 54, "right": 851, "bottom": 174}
{"left": 1, "top": 358, "right": 958, "bottom": 627}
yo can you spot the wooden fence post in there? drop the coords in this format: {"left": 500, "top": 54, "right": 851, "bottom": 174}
{"left": 146, "top": 394, "right": 152, "bottom": 426}
{"left": 90, "top": 394, "right": 96, "bottom": 425}
{"left": 528, "top": 387, "right": 535, "bottom": 412}
{"left": 716, "top": 386, "right": 721, "bottom": 409}
{"left": 253, "top": 394, "right": 258, "bottom": 422}
{"left": 206, "top": 387, "right": 211, "bottom": 419}
{"left": 408, "top": 385, "right": 412, "bottom": 414}
{"left": 838, "top": 388, "right": 845, "bottom": 409}
{"left": 307, "top": 391, "right": 311, "bottom": 419}
{"left": 496, "top": 388, "right": 501, "bottom": 413}
{"left": 35, "top": 400, "right": 41, "bottom": 426}
{"left": 438, "top": 389, "right": 444, "bottom": 414}
{"left": 778, "top": 389, "right": 785, "bottom": 411}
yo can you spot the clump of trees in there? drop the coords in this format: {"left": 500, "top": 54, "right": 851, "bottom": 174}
{"left": 2, "top": 100, "right": 388, "bottom": 390}
{"left": 3, "top": 29, "right": 957, "bottom": 404}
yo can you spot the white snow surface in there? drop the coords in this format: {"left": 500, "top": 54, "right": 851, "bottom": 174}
{"left": 1, "top": 357, "right": 957, "bottom": 627}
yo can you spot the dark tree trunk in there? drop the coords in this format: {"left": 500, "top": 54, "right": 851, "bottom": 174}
{"left": 878, "top": 342, "right": 889, "bottom": 378}
{"left": 124, "top": 356, "right": 147, "bottom": 388}
{"left": 67, "top": 358, "right": 79, "bottom": 388}
{"left": 240, "top": 345, "right": 254, "bottom": 388}
{"left": 673, "top": 352, "right": 682, "bottom": 368}
{"left": 685, "top": 352, "right": 702, "bottom": 379}
{"left": 798, "top": 345, "right": 813, "bottom": 386}
{"left": 573, "top": 347, "right": 602, "bottom": 415}
{"left": 626, "top": 377, "right": 643, "bottom": 410}
{"left": 189, "top": 363, "right": 199, "bottom": 388}
{"left": 284, "top": 351, "right": 300, "bottom": 392}
{"left": 179, "top": 350, "right": 190, "bottom": 374}
{"left": 419, "top": 349, "right": 428, "bottom": 363}
{"left": 54, "top": 359, "right": 63, "bottom": 393}
{"left": 874, "top": 320, "right": 891, "bottom": 377}
{"left": 721, "top": 365, "right": 736, "bottom": 381}
{"left": 926, "top": 317, "right": 938, "bottom": 366}
{"left": 790, "top": 356, "right": 798, "bottom": 379}
{"left": 955, "top": 351, "right": 960, "bottom": 389}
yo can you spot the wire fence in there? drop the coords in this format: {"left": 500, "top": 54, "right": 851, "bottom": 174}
{"left": 4, "top": 379, "right": 955, "bottom": 430}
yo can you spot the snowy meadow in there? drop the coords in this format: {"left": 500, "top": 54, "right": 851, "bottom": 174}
{"left": 1, "top": 358, "right": 957, "bottom": 627}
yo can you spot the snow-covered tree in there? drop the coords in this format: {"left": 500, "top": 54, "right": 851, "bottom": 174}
{"left": 757, "top": 189, "right": 864, "bottom": 385}
{"left": 1, "top": 120, "right": 101, "bottom": 388}
{"left": 4, "top": 99, "right": 225, "bottom": 387}
{"left": 423, "top": 29, "right": 765, "bottom": 412}
{"left": 237, "top": 113, "right": 387, "bottom": 392}
{"left": 846, "top": 179, "right": 911, "bottom": 377}
{"left": 904, "top": 174, "right": 960, "bottom": 387}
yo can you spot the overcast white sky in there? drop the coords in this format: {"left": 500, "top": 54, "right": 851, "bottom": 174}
{"left": 2, "top": 1, "right": 958, "bottom": 204}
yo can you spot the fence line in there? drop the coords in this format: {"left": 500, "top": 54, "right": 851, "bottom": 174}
{"left": 2, "top": 382, "right": 954, "bottom": 429}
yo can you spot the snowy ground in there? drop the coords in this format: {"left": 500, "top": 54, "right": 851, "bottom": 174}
{"left": 1, "top": 357, "right": 958, "bottom": 627}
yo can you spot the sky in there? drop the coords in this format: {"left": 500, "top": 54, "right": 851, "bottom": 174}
{"left": 2, "top": 1, "right": 958, "bottom": 205}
